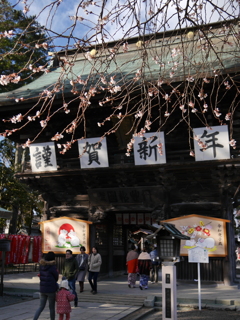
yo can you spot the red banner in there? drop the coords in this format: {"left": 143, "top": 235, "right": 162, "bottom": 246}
{"left": 11, "top": 235, "right": 19, "bottom": 263}
{"left": 32, "top": 236, "right": 42, "bottom": 262}
{"left": 0, "top": 234, "right": 42, "bottom": 264}
{"left": 20, "top": 236, "right": 31, "bottom": 263}
{"left": 32, "top": 236, "right": 38, "bottom": 262}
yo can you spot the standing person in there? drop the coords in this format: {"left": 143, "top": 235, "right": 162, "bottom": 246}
{"left": 88, "top": 246, "right": 102, "bottom": 294}
{"left": 33, "top": 251, "right": 59, "bottom": 320}
{"left": 75, "top": 246, "right": 88, "bottom": 293}
{"left": 56, "top": 279, "right": 75, "bottom": 320}
{"left": 149, "top": 244, "right": 160, "bottom": 283}
{"left": 138, "top": 247, "right": 152, "bottom": 290}
{"left": 62, "top": 250, "right": 78, "bottom": 307}
{"left": 126, "top": 244, "right": 139, "bottom": 288}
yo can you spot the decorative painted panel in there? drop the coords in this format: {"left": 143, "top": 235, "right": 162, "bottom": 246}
{"left": 163, "top": 214, "right": 230, "bottom": 257}
{"left": 39, "top": 217, "right": 92, "bottom": 254}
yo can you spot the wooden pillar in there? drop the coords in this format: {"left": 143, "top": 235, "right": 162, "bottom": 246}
{"left": 90, "top": 224, "right": 96, "bottom": 252}
{"left": 222, "top": 189, "right": 236, "bottom": 285}
{"left": 108, "top": 224, "right": 113, "bottom": 277}
{"left": 225, "top": 209, "right": 236, "bottom": 285}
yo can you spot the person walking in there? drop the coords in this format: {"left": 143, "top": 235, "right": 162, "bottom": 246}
{"left": 88, "top": 246, "right": 102, "bottom": 294}
{"left": 149, "top": 244, "right": 160, "bottom": 283}
{"left": 56, "top": 279, "right": 75, "bottom": 320}
{"left": 33, "top": 251, "right": 59, "bottom": 320}
{"left": 126, "top": 244, "right": 139, "bottom": 288}
{"left": 75, "top": 246, "right": 88, "bottom": 293}
{"left": 138, "top": 247, "right": 152, "bottom": 290}
{"left": 62, "top": 250, "right": 78, "bottom": 307}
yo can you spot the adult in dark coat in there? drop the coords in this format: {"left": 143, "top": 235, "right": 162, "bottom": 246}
{"left": 33, "top": 251, "right": 59, "bottom": 320}
{"left": 75, "top": 246, "right": 88, "bottom": 293}
{"left": 62, "top": 249, "right": 78, "bottom": 307}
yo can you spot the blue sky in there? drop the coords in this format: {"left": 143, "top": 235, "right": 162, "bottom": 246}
{"left": 8, "top": 0, "right": 240, "bottom": 51}
{"left": 10, "top": 0, "right": 98, "bottom": 50}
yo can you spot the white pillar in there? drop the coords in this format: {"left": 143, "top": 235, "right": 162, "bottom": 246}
{"left": 162, "top": 262, "right": 177, "bottom": 320}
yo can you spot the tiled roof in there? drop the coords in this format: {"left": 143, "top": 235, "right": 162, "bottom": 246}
{"left": 0, "top": 21, "right": 239, "bottom": 106}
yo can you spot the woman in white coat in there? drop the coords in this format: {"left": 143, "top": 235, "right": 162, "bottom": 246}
{"left": 88, "top": 247, "right": 102, "bottom": 294}
{"left": 75, "top": 246, "right": 88, "bottom": 293}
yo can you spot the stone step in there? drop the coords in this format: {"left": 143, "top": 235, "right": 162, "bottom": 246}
{"left": 154, "top": 297, "right": 239, "bottom": 311}
{"left": 155, "top": 296, "right": 236, "bottom": 306}
{"left": 77, "top": 293, "right": 146, "bottom": 306}
{"left": 120, "top": 307, "right": 155, "bottom": 320}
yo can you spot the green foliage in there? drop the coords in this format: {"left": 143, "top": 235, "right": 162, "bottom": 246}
{"left": 0, "top": 138, "right": 43, "bottom": 233}
{"left": 0, "top": 0, "right": 49, "bottom": 92}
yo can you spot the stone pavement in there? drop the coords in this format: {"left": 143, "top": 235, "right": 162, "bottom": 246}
{"left": 0, "top": 299, "right": 140, "bottom": 320}
{"left": 1, "top": 272, "right": 240, "bottom": 319}
{"left": 138, "top": 309, "right": 240, "bottom": 320}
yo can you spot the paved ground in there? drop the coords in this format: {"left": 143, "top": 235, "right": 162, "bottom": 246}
{"left": 0, "top": 294, "right": 33, "bottom": 308}
{"left": 0, "top": 299, "right": 139, "bottom": 320}
{"left": 144, "top": 309, "right": 240, "bottom": 320}
{"left": 1, "top": 272, "right": 240, "bottom": 319}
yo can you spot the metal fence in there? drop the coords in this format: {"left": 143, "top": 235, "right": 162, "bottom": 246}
{"left": 2, "top": 255, "right": 66, "bottom": 274}
{"left": 3, "top": 262, "right": 39, "bottom": 274}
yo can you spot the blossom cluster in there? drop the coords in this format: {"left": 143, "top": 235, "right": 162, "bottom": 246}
{"left": 0, "top": 74, "right": 21, "bottom": 86}
{"left": 180, "top": 221, "right": 212, "bottom": 238}
{"left": 0, "top": 0, "right": 239, "bottom": 157}
{"left": 0, "top": 30, "right": 14, "bottom": 38}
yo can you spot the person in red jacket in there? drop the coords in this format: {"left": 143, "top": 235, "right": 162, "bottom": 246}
{"left": 56, "top": 280, "right": 75, "bottom": 320}
{"left": 126, "top": 244, "right": 139, "bottom": 288}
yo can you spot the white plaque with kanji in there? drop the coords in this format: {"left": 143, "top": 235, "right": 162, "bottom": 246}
{"left": 134, "top": 132, "right": 166, "bottom": 165}
{"left": 29, "top": 142, "right": 57, "bottom": 172}
{"left": 193, "top": 125, "right": 230, "bottom": 161}
{"left": 78, "top": 137, "right": 109, "bottom": 168}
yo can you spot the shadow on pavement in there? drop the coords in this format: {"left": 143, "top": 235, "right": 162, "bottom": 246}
{"left": 148, "top": 309, "right": 240, "bottom": 320}
{"left": 0, "top": 294, "right": 33, "bottom": 308}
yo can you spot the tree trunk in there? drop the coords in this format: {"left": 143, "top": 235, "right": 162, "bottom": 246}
{"left": 9, "top": 204, "right": 18, "bottom": 234}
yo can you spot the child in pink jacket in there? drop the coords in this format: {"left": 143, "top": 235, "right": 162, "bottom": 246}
{"left": 56, "top": 280, "right": 75, "bottom": 320}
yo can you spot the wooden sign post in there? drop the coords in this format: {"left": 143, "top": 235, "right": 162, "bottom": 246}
{"left": 188, "top": 247, "right": 209, "bottom": 310}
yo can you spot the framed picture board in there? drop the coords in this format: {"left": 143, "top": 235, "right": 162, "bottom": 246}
{"left": 39, "top": 217, "right": 92, "bottom": 254}
{"left": 163, "top": 214, "right": 230, "bottom": 257}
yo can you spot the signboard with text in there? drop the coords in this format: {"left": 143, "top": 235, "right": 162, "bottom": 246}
{"left": 188, "top": 246, "right": 209, "bottom": 263}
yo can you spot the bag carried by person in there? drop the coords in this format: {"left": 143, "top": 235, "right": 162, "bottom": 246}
{"left": 79, "top": 266, "right": 85, "bottom": 271}
{"left": 79, "top": 254, "right": 85, "bottom": 271}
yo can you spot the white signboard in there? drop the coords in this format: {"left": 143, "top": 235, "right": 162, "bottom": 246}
{"left": 188, "top": 247, "right": 209, "bottom": 263}
{"left": 134, "top": 132, "right": 166, "bottom": 165}
{"left": 193, "top": 125, "right": 230, "bottom": 161}
{"left": 29, "top": 142, "right": 57, "bottom": 172}
{"left": 78, "top": 137, "right": 109, "bottom": 168}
